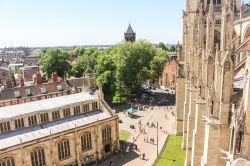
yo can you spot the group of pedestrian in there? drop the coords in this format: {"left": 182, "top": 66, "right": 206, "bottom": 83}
{"left": 143, "top": 136, "right": 155, "bottom": 144}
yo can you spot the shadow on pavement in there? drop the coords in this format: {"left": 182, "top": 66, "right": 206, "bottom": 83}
{"left": 97, "top": 149, "right": 140, "bottom": 166}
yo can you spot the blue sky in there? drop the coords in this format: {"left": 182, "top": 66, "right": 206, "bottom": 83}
{"left": 0, "top": 0, "right": 185, "bottom": 47}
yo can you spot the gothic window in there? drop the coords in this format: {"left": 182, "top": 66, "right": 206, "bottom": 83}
{"left": 214, "top": 30, "right": 221, "bottom": 47}
{"left": 102, "top": 126, "right": 112, "bottom": 144}
{"left": 92, "top": 102, "right": 98, "bottom": 110}
{"left": 30, "top": 148, "right": 46, "bottom": 166}
{"left": 0, "top": 121, "right": 11, "bottom": 133}
{"left": 15, "top": 118, "right": 24, "bottom": 129}
{"left": 40, "top": 113, "right": 49, "bottom": 123}
{"left": 28, "top": 115, "right": 37, "bottom": 126}
{"left": 81, "top": 132, "right": 92, "bottom": 151}
{"left": 63, "top": 108, "right": 71, "bottom": 117}
{"left": 58, "top": 139, "right": 71, "bottom": 160}
{"left": 211, "top": 100, "right": 214, "bottom": 115}
{"left": 237, "top": 54, "right": 241, "bottom": 64}
{"left": 83, "top": 104, "right": 89, "bottom": 113}
{"left": 52, "top": 110, "right": 60, "bottom": 120}
{"left": 244, "top": 26, "right": 250, "bottom": 41}
{"left": 213, "top": 0, "right": 221, "bottom": 5}
{"left": 236, "top": 131, "right": 243, "bottom": 154}
{"left": 0, "top": 156, "right": 15, "bottom": 166}
{"left": 73, "top": 105, "right": 81, "bottom": 115}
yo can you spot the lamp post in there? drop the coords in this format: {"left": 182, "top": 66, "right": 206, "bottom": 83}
{"left": 152, "top": 121, "right": 159, "bottom": 157}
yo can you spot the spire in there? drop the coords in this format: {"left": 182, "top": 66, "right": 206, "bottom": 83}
{"left": 124, "top": 23, "right": 136, "bottom": 42}
{"left": 126, "top": 23, "right": 135, "bottom": 34}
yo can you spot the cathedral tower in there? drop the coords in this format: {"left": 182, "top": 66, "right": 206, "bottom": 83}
{"left": 124, "top": 24, "right": 136, "bottom": 42}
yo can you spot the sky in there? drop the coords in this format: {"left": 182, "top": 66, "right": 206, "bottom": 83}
{"left": 0, "top": 0, "right": 185, "bottom": 47}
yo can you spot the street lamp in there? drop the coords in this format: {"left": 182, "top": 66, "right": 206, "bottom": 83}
{"left": 152, "top": 121, "right": 159, "bottom": 157}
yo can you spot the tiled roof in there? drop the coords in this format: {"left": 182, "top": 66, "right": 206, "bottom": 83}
{"left": 0, "top": 78, "right": 84, "bottom": 101}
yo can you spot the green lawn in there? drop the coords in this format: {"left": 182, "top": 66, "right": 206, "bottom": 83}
{"left": 119, "top": 130, "right": 131, "bottom": 141}
{"left": 155, "top": 136, "right": 185, "bottom": 166}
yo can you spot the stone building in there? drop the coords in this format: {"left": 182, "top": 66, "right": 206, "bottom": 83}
{"left": 176, "top": 0, "right": 250, "bottom": 165}
{"left": 124, "top": 24, "right": 136, "bottom": 42}
{"left": 0, "top": 88, "right": 119, "bottom": 166}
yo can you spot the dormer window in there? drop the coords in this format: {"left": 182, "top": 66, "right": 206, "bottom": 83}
{"left": 57, "top": 85, "right": 63, "bottom": 91}
{"left": 25, "top": 89, "right": 32, "bottom": 96}
{"left": 14, "top": 91, "right": 21, "bottom": 98}
{"left": 40, "top": 88, "right": 47, "bottom": 94}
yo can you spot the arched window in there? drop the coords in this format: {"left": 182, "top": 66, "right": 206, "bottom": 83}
{"left": 102, "top": 126, "right": 111, "bottom": 144}
{"left": 30, "top": 148, "right": 46, "bottom": 166}
{"left": 58, "top": 139, "right": 71, "bottom": 160}
{"left": 244, "top": 26, "right": 250, "bottom": 41}
{"left": 0, "top": 156, "right": 15, "bottom": 166}
{"left": 81, "top": 132, "right": 92, "bottom": 151}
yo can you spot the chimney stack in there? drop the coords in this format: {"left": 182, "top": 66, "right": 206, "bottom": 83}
{"left": 20, "top": 78, "right": 24, "bottom": 87}
{"left": 51, "top": 72, "right": 58, "bottom": 82}
{"left": 5, "top": 79, "right": 12, "bottom": 89}
{"left": 34, "top": 72, "right": 42, "bottom": 85}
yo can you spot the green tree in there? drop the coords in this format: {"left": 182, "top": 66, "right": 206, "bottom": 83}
{"left": 40, "top": 49, "right": 71, "bottom": 79}
{"left": 150, "top": 49, "right": 169, "bottom": 82}
{"left": 74, "top": 46, "right": 85, "bottom": 56}
{"left": 70, "top": 58, "right": 87, "bottom": 78}
{"left": 70, "top": 48, "right": 100, "bottom": 77}
{"left": 96, "top": 51, "right": 116, "bottom": 103}
{"left": 114, "top": 41, "right": 154, "bottom": 99}
{"left": 157, "top": 42, "right": 168, "bottom": 51}
{"left": 170, "top": 45, "right": 176, "bottom": 52}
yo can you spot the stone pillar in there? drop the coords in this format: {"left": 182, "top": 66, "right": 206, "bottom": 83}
{"left": 185, "top": 87, "right": 197, "bottom": 166}
{"left": 176, "top": 76, "right": 186, "bottom": 135}
{"left": 202, "top": 119, "right": 221, "bottom": 166}
{"left": 182, "top": 81, "right": 190, "bottom": 149}
{"left": 191, "top": 99, "right": 206, "bottom": 166}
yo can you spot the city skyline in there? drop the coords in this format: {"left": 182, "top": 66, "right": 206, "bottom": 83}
{"left": 0, "top": 0, "right": 184, "bottom": 47}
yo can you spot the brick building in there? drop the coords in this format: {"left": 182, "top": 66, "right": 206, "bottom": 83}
{"left": 159, "top": 52, "right": 177, "bottom": 90}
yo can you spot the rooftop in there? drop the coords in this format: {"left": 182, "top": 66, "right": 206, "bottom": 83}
{"left": 0, "top": 78, "right": 84, "bottom": 101}
{"left": 0, "top": 91, "right": 98, "bottom": 120}
{"left": 0, "top": 110, "right": 111, "bottom": 150}
{"left": 126, "top": 24, "right": 135, "bottom": 34}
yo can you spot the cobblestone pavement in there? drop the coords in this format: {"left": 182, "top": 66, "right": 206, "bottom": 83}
{"left": 99, "top": 103, "right": 176, "bottom": 166}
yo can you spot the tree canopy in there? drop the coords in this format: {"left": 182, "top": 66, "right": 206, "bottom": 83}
{"left": 39, "top": 41, "right": 169, "bottom": 104}
{"left": 40, "top": 49, "right": 71, "bottom": 79}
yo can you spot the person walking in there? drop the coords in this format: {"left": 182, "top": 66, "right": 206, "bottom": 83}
{"left": 142, "top": 153, "right": 145, "bottom": 160}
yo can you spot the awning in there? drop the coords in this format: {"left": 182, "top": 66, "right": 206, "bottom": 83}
{"left": 126, "top": 107, "right": 138, "bottom": 114}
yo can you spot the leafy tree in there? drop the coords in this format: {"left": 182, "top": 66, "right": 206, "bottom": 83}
{"left": 40, "top": 49, "right": 71, "bottom": 79}
{"left": 157, "top": 42, "right": 168, "bottom": 51}
{"left": 170, "top": 45, "right": 176, "bottom": 52}
{"left": 150, "top": 48, "right": 169, "bottom": 82}
{"left": 96, "top": 51, "right": 116, "bottom": 103}
{"left": 70, "top": 48, "right": 100, "bottom": 77}
{"left": 70, "top": 58, "right": 87, "bottom": 78}
{"left": 74, "top": 46, "right": 85, "bottom": 56}
{"left": 114, "top": 41, "right": 155, "bottom": 98}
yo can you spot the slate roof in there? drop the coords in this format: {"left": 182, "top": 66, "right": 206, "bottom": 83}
{"left": 0, "top": 78, "right": 84, "bottom": 101}
{"left": 126, "top": 24, "right": 135, "bottom": 34}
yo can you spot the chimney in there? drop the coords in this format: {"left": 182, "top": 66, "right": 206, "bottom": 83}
{"left": 82, "top": 73, "right": 96, "bottom": 92}
{"left": 51, "top": 72, "right": 58, "bottom": 82}
{"left": 35, "top": 72, "right": 42, "bottom": 84}
{"left": 5, "top": 79, "right": 12, "bottom": 89}
{"left": 20, "top": 78, "right": 24, "bottom": 87}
